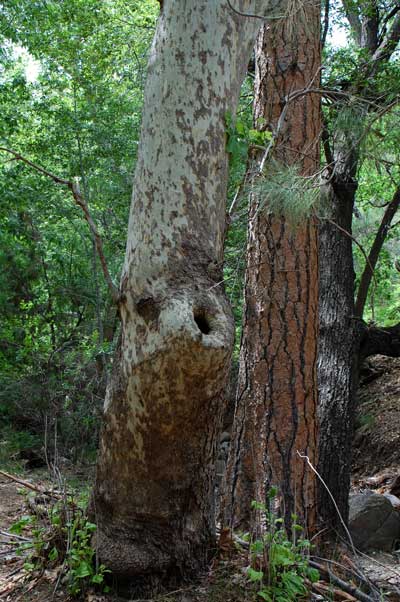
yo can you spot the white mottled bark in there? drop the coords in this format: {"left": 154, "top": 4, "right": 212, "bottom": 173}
{"left": 92, "top": 0, "right": 281, "bottom": 582}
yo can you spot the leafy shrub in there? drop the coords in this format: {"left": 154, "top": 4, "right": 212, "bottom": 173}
{"left": 11, "top": 494, "right": 110, "bottom": 597}
{"left": 246, "top": 491, "right": 319, "bottom": 602}
{"left": 0, "top": 426, "right": 42, "bottom": 471}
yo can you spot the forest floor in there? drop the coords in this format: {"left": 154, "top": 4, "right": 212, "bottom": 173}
{"left": 0, "top": 473, "right": 63, "bottom": 601}
{"left": 353, "top": 355, "right": 400, "bottom": 478}
{"left": 2, "top": 354, "right": 400, "bottom": 601}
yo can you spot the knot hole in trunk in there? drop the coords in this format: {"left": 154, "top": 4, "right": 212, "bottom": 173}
{"left": 193, "top": 308, "right": 211, "bottom": 335}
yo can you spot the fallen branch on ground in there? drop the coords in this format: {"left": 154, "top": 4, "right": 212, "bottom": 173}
{"left": 0, "top": 530, "right": 31, "bottom": 542}
{"left": 310, "top": 561, "right": 377, "bottom": 602}
{"left": 0, "top": 469, "right": 62, "bottom": 499}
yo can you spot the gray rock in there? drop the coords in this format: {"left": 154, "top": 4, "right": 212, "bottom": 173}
{"left": 383, "top": 492, "right": 400, "bottom": 509}
{"left": 349, "top": 490, "right": 400, "bottom": 551}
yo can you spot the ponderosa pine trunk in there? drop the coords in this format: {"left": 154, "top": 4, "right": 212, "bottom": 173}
{"left": 90, "top": 0, "right": 279, "bottom": 582}
{"left": 222, "top": 1, "right": 320, "bottom": 536}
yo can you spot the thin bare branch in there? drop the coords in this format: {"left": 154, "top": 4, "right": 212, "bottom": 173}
{"left": 0, "top": 147, "right": 70, "bottom": 185}
{"left": 297, "top": 452, "right": 357, "bottom": 554}
{"left": 341, "top": 0, "right": 362, "bottom": 44}
{"left": 319, "top": 216, "right": 377, "bottom": 294}
{"left": 321, "top": 0, "right": 330, "bottom": 48}
{"left": 0, "top": 469, "right": 61, "bottom": 499}
{"left": 377, "top": 4, "right": 400, "bottom": 47}
{"left": 355, "top": 185, "right": 400, "bottom": 317}
{"left": 258, "top": 70, "right": 322, "bottom": 173}
{"left": 70, "top": 178, "right": 119, "bottom": 304}
{"left": 0, "top": 147, "right": 120, "bottom": 304}
{"left": 369, "top": 10, "right": 400, "bottom": 76}
{"left": 322, "top": 122, "right": 334, "bottom": 176}
{"left": 309, "top": 560, "right": 376, "bottom": 602}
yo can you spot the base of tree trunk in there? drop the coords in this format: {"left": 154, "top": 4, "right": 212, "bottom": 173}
{"left": 93, "top": 520, "right": 213, "bottom": 582}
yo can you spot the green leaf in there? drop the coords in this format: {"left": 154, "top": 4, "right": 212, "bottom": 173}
{"left": 267, "top": 486, "right": 278, "bottom": 499}
{"left": 250, "top": 540, "right": 264, "bottom": 554}
{"left": 247, "top": 567, "right": 264, "bottom": 582}
{"left": 257, "top": 590, "right": 272, "bottom": 601}
{"left": 226, "top": 135, "right": 247, "bottom": 158}
{"left": 49, "top": 547, "right": 58, "bottom": 561}
{"left": 271, "top": 544, "right": 295, "bottom": 567}
{"left": 251, "top": 500, "right": 266, "bottom": 511}
{"left": 236, "top": 119, "right": 246, "bottom": 135}
{"left": 225, "top": 110, "right": 233, "bottom": 129}
{"left": 281, "top": 571, "right": 306, "bottom": 595}
{"left": 10, "top": 516, "right": 32, "bottom": 534}
{"left": 306, "top": 567, "right": 320, "bottom": 583}
{"left": 73, "top": 561, "right": 92, "bottom": 578}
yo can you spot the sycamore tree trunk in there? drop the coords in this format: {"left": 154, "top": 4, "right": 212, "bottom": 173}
{"left": 90, "top": 0, "right": 278, "bottom": 582}
{"left": 222, "top": 1, "right": 320, "bottom": 536}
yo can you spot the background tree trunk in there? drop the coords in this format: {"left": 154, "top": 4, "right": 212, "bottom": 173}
{"left": 222, "top": 1, "right": 320, "bottom": 536}
{"left": 317, "top": 148, "right": 359, "bottom": 528}
{"left": 317, "top": 0, "right": 400, "bottom": 530}
{"left": 91, "top": 0, "right": 270, "bottom": 582}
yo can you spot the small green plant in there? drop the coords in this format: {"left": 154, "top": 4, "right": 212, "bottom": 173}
{"left": 357, "top": 412, "right": 375, "bottom": 430}
{"left": 246, "top": 491, "right": 319, "bottom": 602}
{"left": 64, "top": 515, "right": 110, "bottom": 596}
{"left": 11, "top": 498, "right": 110, "bottom": 597}
{"left": 225, "top": 111, "right": 272, "bottom": 165}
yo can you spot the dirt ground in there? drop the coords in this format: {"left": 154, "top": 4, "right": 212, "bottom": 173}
{"left": 353, "top": 356, "right": 400, "bottom": 478}
{"left": 0, "top": 475, "right": 68, "bottom": 601}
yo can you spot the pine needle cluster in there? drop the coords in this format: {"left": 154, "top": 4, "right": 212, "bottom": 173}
{"left": 251, "top": 161, "right": 320, "bottom": 226}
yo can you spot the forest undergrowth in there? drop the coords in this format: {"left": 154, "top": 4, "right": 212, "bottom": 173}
{"left": 2, "top": 355, "right": 400, "bottom": 602}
